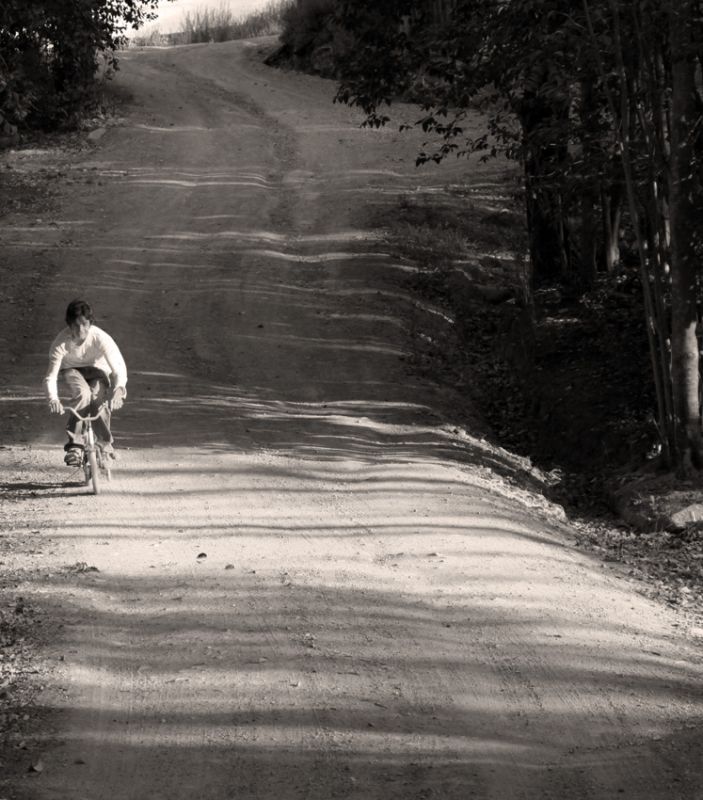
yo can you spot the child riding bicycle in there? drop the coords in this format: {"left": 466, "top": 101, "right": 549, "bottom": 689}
{"left": 45, "top": 299, "right": 127, "bottom": 465}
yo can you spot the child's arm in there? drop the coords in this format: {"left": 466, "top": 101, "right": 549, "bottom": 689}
{"left": 44, "top": 339, "right": 66, "bottom": 412}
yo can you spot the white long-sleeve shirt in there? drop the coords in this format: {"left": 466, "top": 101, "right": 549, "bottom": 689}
{"left": 44, "top": 325, "right": 128, "bottom": 402}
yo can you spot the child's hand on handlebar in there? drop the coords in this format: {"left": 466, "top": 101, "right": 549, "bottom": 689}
{"left": 49, "top": 398, "right": 64, "bottom": 415}
{"left": 110, "top": 386, "right": 126, "bottom": 411}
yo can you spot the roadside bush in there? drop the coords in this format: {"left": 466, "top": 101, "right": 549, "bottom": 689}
{"left": 0, "top": 58, "right": 29, "bottom": 140}
{"left": 275, "top": 0, "right": 349, "bottom": 75}
{"left": 0, "top": 0, "right": 158, "bottom": 135}
{"left": 280, "top": 0, "right": 334, "bottom": 51}
{"left": 131, "top": 26, "right": 168, "bottom": 47}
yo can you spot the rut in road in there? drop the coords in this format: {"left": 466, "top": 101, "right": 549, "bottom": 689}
{"left": 1, "top": 40, "right": 702, "bottom": 800}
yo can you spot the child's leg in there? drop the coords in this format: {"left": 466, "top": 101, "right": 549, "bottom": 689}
{"left": 59, "top": 368, "right": 92, "bottom": 441}
{"left": 87, "top": 376, "right": 113, "bottom": 444}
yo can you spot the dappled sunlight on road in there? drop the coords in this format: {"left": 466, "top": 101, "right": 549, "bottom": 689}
{"left": 16, "top": 539, "right": 703, "bottom": 799}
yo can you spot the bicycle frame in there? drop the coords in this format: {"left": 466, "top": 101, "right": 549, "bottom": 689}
{"left": 65, "top": 403, "right": 112, "bottom": 494}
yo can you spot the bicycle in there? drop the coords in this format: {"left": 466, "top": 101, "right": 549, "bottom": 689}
{"left": 65, "top": 404, "right": 113, "bottom": 495}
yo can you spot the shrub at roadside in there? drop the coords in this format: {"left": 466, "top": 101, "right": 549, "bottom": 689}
{"left": 0, "top": 0, "right": 158, "bottom": 134}
{"left": 267, "top": 0, "right": 352, "bottom": 77}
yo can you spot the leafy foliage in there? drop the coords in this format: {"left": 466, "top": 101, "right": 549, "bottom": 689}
{"left": 279, "top": 0, "right": 703, "bottom": 473}
{"left": 0, "top": 0, "right": 161, "bottom": 131}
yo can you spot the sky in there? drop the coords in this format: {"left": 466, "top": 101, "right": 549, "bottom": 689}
{"left": 142, "top": 0, "right": 273, "bottom": 33}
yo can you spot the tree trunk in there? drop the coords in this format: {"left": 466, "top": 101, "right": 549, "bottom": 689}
{"left": 580, "top": 187, "right": 598, "bottom": 287}
{"left": 602, "top": 186, "right": 622, "bottom": 272}
{"left": 578, "top": 75, "right": 599, "bottom": 287}
{"left": 523, "top": 168, "right": 565, "bottom": 286}
{"left": 607, "top": 0, "right": 675, "bottom": 464}
{"left": 669, "top": 0, "right": 702, "bottom": 471}
{"left": 519, "top": 92, "right": 570, "bottom": 286}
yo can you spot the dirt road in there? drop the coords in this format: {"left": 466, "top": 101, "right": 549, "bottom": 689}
{"left": 1, "top": 40, "right": 702, "bottom": 799}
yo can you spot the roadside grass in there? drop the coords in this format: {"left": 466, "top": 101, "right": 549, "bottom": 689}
{"left": 182, "top": 0, "right": 293, "bottom": 43}
{"left": 392, "top": 218, "right": 467, "bottom": 268}
{"left": 0, "top": 585, "right": 44, "bottom": 786}
{"left": 374, "top": 183, "right": 653, "bottom": 492}
{"left": 390, "top": 190, "right": 523, "bottom": 267}
{"left": 366, "top": 182, "right": 533, "bottom": 461}
{"left": 133, "top": 0, "right": 295, "bottom": 46}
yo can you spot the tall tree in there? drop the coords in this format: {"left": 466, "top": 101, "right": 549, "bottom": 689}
{"left": 668, "top": 0, "right": 702, "bottom": 468}
{"left": 333, "top": 0, "right": 620, "bottom": 288}
{"left": 329, "top": 0, "right": 703, "bottom": 472}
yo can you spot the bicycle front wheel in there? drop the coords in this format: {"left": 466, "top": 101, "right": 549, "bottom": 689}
{"left": 88, "top": 449, "right": 100, "bottom": 495}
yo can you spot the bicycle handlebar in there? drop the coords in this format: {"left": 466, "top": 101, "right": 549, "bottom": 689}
{"left": 64, "top": 402, "right": 111, "bottom": 422}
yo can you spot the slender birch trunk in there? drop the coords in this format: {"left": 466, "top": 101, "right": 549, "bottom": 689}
{"left": 669, "top": 0, "right": 702, "bottom": 470}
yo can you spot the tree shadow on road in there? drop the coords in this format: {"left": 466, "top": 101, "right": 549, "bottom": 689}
{"left": 10, "top": 573, "right": 702, "bottom": 800}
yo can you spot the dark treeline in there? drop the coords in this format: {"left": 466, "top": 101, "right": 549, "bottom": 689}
{"left": 276, "top": 0, "right": 703, "bottom": 476}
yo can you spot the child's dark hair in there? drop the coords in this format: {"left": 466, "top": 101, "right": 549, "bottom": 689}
{"left": 65, "top": 299, "right": 94, "bottom": 325}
